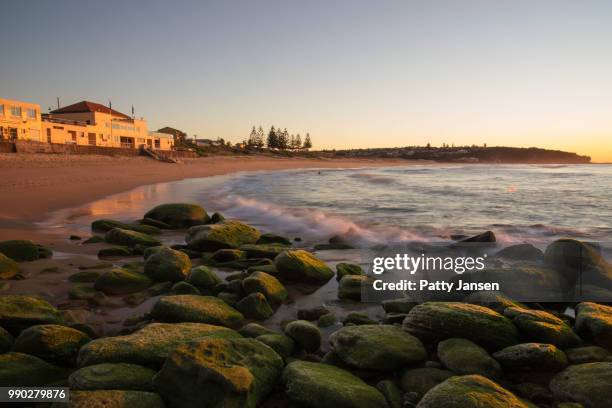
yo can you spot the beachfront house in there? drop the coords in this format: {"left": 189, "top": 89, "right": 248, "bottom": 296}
{"left": 0, "top": 97, "right": 174, "bottom": 151}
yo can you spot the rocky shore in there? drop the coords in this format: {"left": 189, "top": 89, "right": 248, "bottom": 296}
{"left": 0, "top": 202, "right": 611, "bottom": 407}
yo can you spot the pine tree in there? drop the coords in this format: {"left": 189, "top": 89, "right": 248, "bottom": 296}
{"left": 256, "top": 126, "right": 265, "bottom": 148}
{"left": 294, "top": 134, "right": 302, "bottom": 149}
{"left": 267, "top": 126, "right": 277, "bottom": 149}
{"left": 248, "top": 126, "right": 257, "bottom": 147}
{"left": 289, "top": 134, "right": 296, "bottom": 150}
{"left": 276, "top": 128, "right": 288, "bottom": 150}
{"left": 303, "top": 133, "right": 312, "bottom": 149}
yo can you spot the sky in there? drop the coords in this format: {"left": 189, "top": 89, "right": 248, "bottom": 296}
{"left": 2, "top": 1, "right": 611, "bottom": 161}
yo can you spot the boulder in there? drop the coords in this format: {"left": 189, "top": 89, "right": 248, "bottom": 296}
{"left": 382, "top": 297, "right": 417, "bottom": 314}
{"left": 343, "top": 311, "right": 377, "bottom": 326}
{"left": 69, "top": 270, "right": 102, "bottom": 283}
{"left": 143, "top": 203, "right": 209, "bottom": 228}
{"left": 169, "top": 281, "right": 200, "bottom": 295}
{"left": 242, "top": 271, "right": 288, "bottom": 304}
{"left": 94, "top": 268, "right": 153, "bottom": 295}
{"left": 284, "top": 320, "right": 321, "bottom": 352}
{"left": 462, "top": 291, "right": 525, "bottom": 314}
{"left": 274, "top": 250, "right": 334, "bottom": 284}
{"left": 0, "top": 295, "right": 63, "bottom": 335}
{"left": 0, "top": 352, "right": 66, "bottom": 386}
{"left": 98, "top": 246, "right": 132, "bottom": 258}
{"left": 0, "top": 325, "right": 13, "bottom": 353}
{"left": 212, "top": 249, "right": 246, "bottom": 262}
{"left": 575, "top": 302, "right": 612, "bottom": 349}
{"left": 400, "top": 367, "right": 454, "bottom": 399}
{"left": 238, "top": 322, "right": 276, "bottom": 338}
{"left": 0, "top": 253, "right": 20, "bottom": 280}
{"left": 297, "top": 305, "right": 330, "bottom": 321}
{"left": 282, "top": 361, "right": 387, "bottom": 408}
{"left": 13, "top": 324, "right": 90, "bottom": 365}
{"left": 257, "top": 233, "right": 292, "bottom": 245}
{"left": 186, "top": 221, "right": 260, "bottom": 250}
{"left": 330, "top": 325, "right": 427, "bottom": 371}
{"left": 438, "top": 338, "right": 501, "bottom": 379}
{"left": 83, "top": 236, "right": 105, "bottom": 244}
{"left": 77, "top": 322, "right": 239, "bottom": 367}
{"left": 236, "top": 292, "right": 274, "bottom": 320}
{"left": 240, "top": 243, "right": 287, "bottom": 259}
{"left": 335, "top": 263, "right": 364, "bottom": 282}
{"left": 105, "top": 228, "right": 161, "bottom": 248}
{"left": 60, "top": 390, "right": 165, "bottom": 408}
{"left": 496, "top": 244, "right": 543, "bottom": 261}
{"left": 318, "top": 313, "right": 337, "bottom": 327}
{"left": 493, "top": 343, "right": 568, "bottom": 371}
{"left": 550, "top": 362, "right": 612, "bottom": 408}
{"left": 0, "top": 239, "right": 52, "bottom": 262}
{"left": 417, "top": 375, "right": 530, "bottom": 408}
{"left": 504, "top": 307, "right": 581, "bottom": 348}
{"left": 143, "top": 247, "right": 191, "bottom": 282}
{"left": 91, "top": 219, "right": 160, "bottom": 235}
{"left": 210, "top": 212, "right": 225, "bottom": 223}
{"left": 256, "top": 333, "right": 295, "bottom": 359}
{"left": 459, "top": 231, "right": 496, "bottom": 243}
{"left": 153, "top": 337, "right": 283, "bottom": 408}
{"left": 69, "top": 363, "right": 155, "bottom": 391}
{"left": 565, "top": 346, "right": 611, "bottom": 364}
{"left": 186, "top": 265, "right": 222, "bottom": 291}
{"left": 151, "top": 295, "right": 244, "bottom": 329}
{"left": 403, "top": 302, "right": 519, "bottom": 351}
{"left": 338, "top": 275, "right": 371, "bottom": 301}
{"left": 376, "top": 380, "right": 403, "bottom": 408}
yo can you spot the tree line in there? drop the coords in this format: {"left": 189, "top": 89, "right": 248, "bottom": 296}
{"left": 245, "top": 126, "right": 312, "bottom": 150}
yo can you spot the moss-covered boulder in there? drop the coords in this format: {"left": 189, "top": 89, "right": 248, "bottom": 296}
{"left": 98, "top": 246, "right": 132, "bottom": 258}
{"left": 400, "top": 367, "right": 454, "bottom": 399}
{"left": 151, "top": 295, "right": 244, "bottom": 328}
{"left": 210, "top": 212, "right": 225, "bottom": 223}
{"left": 0, "top": 253, "right": 20, "bottom": 280}
{"left": 105, "top": 228, "right": 161, "bottom": 248}
{"left": 186, "top": 265, "right": 222, "bottom": 291}
{"left": 0, "top": 239, "right": 52, "bottom": 262}
{"left": 462, "top": 291, "right": 525, "bottom": 314}
{"left": 143, "top": 247, "right": 191, "bottom": 282}
{"left": 336, "top": 262, "right": 364, "bottom": 281}
{"left": 338, "top": 275, "right": 371, "bottom": 301}
{"left": 77, "top": 322, "right": 239, "bottom": 367}
{"left": 240, "top": 243, "right": 287, "bottom": 259}
{"left": 83, "top": 236, "right": 105, "bottom": 244}
{"left": 154, "top": 337, "right": 283, "bottom": 408}
{"left": 0, "top": 295, "right": 63, "bottom": 335}
{"left": 417, "top": 375, "right": 530, "bottom": 408}
{"left": 376, "top": 380, "right": 403, "bottom": 408}
{"left": 343, "top": 311, "right": 377, "bottom": 325}
{"left": 282, "top": 361, "right": 387, "bottom": 408}
{"left": 438, "top": 338, "right": 501, "bottom": 379}
{"left": 504, "top": 307, "right": 581, "bottom": 348}
{"left": 256, "top": 333, "right": 295, "bottom": 359}
{"left": 496, "top": 243, "right": 543, "bottom": 261}
{"left": 91, "top": 219, "right": 160, "bottom": 235}
{"left": 69, "top": 363, "right": 155, "bottom": 391}
{"left": 257, "top": 233, "right": 291, "bottom": 245}
{"left": 550, "top": 362, "right": 612, "bottom": 408}
{"left": 186, "top": 221, "right": 261, "bottom": 250}
{"left": 242, "top": 271, "right": 288, "bottom": 304}
{"left": 236, "top": 292, "right": 274, "bottom": 320}
{"left": 0, "top": 325, "right": 13, "bottom": 353}
{"left": 94, "top": 268, "right": 152, "bottom": 295}
{"left": 169, "top": 281, "right": 200, "bottom": 295}
{"left": 575, "top": 302, "right": 612, "bottom": 349}
{"left": 69, "top": 270, "right": 102, "bottom": 283}
{"left": 382, "top": 297, "right": 417, "bottom": 314}
{"left": 61, "top": 390, "right": 165, "bottom": 408}
{"left": 330, "top": 324, "right": 426, "bottom": 371}
{"left": 0, "top": 352, "right": 67, "bottom": 386}
{"left": 566, "top": 346, "right": 611, "bottom": 364}
{"left": 275, "top": 250, "right": 334, "bottom": 284}
{"left": 13, "top": 324, "right": 90, "bottom": 365}
{"left": 403, "top": 302, "right": 519, "bottom": 351}
{"left": 284, "top": 320, "right": 321, "bottom": 352}
{"left": 493, "top": 343, "right": 568, "bottom": 371}
{"left": 238, "top": 322, "right": 276, "bottom": 338}
{"left": 212, "top": 248, "right": 246, "bottom": 262}
{"left": 143, "top": 203, "right": 209, "bottom": 228}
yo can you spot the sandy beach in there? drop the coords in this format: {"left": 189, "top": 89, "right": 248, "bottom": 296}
{"left": 0, "top": 153, "right": 411, "bottom": 223}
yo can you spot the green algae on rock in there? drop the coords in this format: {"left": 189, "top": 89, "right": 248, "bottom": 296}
{"left": 151, "top": 295, "right": 244, "bottom": 329}
{"left": 284, "top": 320, "right": 321, "bottom": 352}
{"left": 504, "top": 306, "right": 581, "bottom": 348}
{"left": 143, "top": 246, "right": 192, "bottom": 282}
{"left": 0, "top": 253, "right": 20, "bottom": 280}
{"left": 274, "top": 249, "right": 334, "bottom": 284}
{"left": 186, "top": 220, "right": 261, "bottom": 250}
{"left": 575, "top": 302, "right": 612, "bottom": 349}
{"left": 186, "top": 265, "right": 222, "bottom": 291}
{"left": 550, "top": 362, "right": 612, "bottom": 408}
{"left": 0, "top": 352, "right": 67, "bottom": 387}
{"left": 0, "top": 239, "right": 52, "bottom": 262}
{"left": 143, "top": 203, "right": 210, "bottom": 228}
{"left": 335, "top": 262, "right": 364, "bottom": 281}
{"left": 69, "top": 363, "right": 156, "bottom": 391}
{"left": 242, "top": 271, "right": 288, "bottom": 304}
{"left": 13, "top": 324, "right": 90, "bottom": 365}
{"left": 0, "top": 295, "right": 64, "bottom": 335}
{"left": 105, "top": 228, "right": 161, "bottom": 248}
{"left": 91, "top": 219, "right": 160, "bottom": 235}
{"left": 437, "top": 338, "right": 502, "bottom": 379}
{"left": 94, "top": 268, "right": 153, "bottom": 295}
{"left": 236, "top": 292, "right": 274, "bottom": 320}
{"left": 57, "top": 390, "right": 165, "bottom": 408}
{"left": 256, "top": 333, "right": 295, "bottom": 359}
{"left": 493, "top": 343, "right": 568, "bottom": 372}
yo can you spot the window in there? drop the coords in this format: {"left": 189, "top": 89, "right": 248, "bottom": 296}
{"left": 46, "top": 128, "right": 52, "bottom": 143}
{"left": 9, "top": 128, "right": 18, "bottom": 140}
{"left": 88, "top": 133, "right": 96, "bottom": 146}
{"left": 10, "top": 106, "right": 22, "bottom": 117}
{"left": 27, "top": 108, "right": 36, "bottom": 119}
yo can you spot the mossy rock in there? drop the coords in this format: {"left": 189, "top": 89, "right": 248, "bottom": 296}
{"left": 496, "top": 243, "right": 543, "bottom": 261}
{"left": 0, "top": 352, "right": 67, "bottom": 386}
{"left": 69, "top": 363, "right": 155, "bottom": 391}
{"left": 257, "top": 233, "right": 291, "bottom": 245}
{"left": 59, "top": 390, "right": 165, "bottom": 408}
{"left": 83, "top": 235, "right": 106, "bottom": 244}
{"left": 544, "top": 239, "right": 606, "bottom": 276}
{"left": 91, "top": 219, "right": 160, "bottom": 235}
{"left": 282, "top": 360, "right": 387, "bottom": 408}
{"left": 151, "top": 295, "right": 244, "bottom": 329}
{"left": 242, "top": 271, "right": 288, "bottom": 304}
{"left": 212, "top": 248, "right": 246, "bottom": 262}
{"left": 335, "top": 262, "right": 364, "bottom": 281}
{"left": 186, "top": 221, "right": 261, "bottom": 250}
{"left": 143, "top": 247, "right": 192, "bottom": 282}
{"left": 382, "top": 297, "right": 417, "bottom": 314}
{"left": 210, "top": 212, "right": 225, "bottom": 223}
{"left": 438, "top": 338, "right": 501, "bottom": 379}
{"left": 105, "top": 228, "right": 161, "bottom": 248}
{"left": 0, "top": 325, "right": 14, "bottom": 353}
{"left": 338, "top": 275, "right": 371, "bottom": 301}
{"left": 550, "top": 362, "right": 612, "bottom": 408}
{"left": 236, "top": 292, "right": 274, "bottom": 320}
{"left": 239, "top": 243, "right": 287, "bottom": 259}
{"left": 143, "top": 203, "right": 209, "bottom": 228}
{"left": 69, "top": 270, "right": 102, "bottom": 283}
{"left": 284, "top": 320, "right": 321, "bottom": 352}
{"left": 566, "top": 346, "right": 611, "bottom": 364}
{"left": 462, "top": 291, "right": 525, "bottom": 314}
{"left": 98, "top": 246, "right": 132, "bottom": 258}
{"left": 274, "top": 250, "right": 334, "bottom": 284}
{"left": 153, "top": 337, "right": 283, "bottom": 408}
{"left": 69, "top": 284, "right": 102, "bottom": 301}
{"left": 215, "top": 258, "right": 273, "bottom": 270}
{"left": 417, "top": 374, "right": 530, "bottom": 408}
{"left": 94, "top": 268, "right": 152, "bottom": 295}
{"left": 0, "top": 253, "right": 20, "bottom": 280}
{"left": 13, "top": 324, "right": 90, "bottom": 365}
{"left": 575, "top": 302, "right": 612, "bottom": 349}
{"left": 256, "top": 333, "right": 295, "bottom": 359}
{"left": 238, "top": 322, "right": 276, "bottom": 338}
{"left": 0, "top": 239, "right": 52, "bottom": 262}
{"left": 330, "top": 324, "right": 426, "bottom": 371}
{"left": 318, "top": 313, "right": 337, "bottom": 327}
{"left": 170, "top": 281, "right": 200, "bottom": 295}
{"left": 343, "top": 311, "right": 377, "bottom": 325}
{"left": 400, "top": 367, "right": 454, "bottom": 399}
{"left": 186, "top": 265, "right": 222, "bottom": 290}
{"left": 376, "top": 380, "right": 403, "bottom": 408}
{"left": 140, "top": 217, "right": 173, "bottom": 229}
{"left": 504, "top": 306, "right": 581, "bottom": 348}
{"left": 0, "top": 295, "right": 63, "bottom": 335}
{"left": 77, "top": 322, "right": 240, "bottom": 367}
{"left": 493, "top": 342, "right": 568, "bottom": 371}
{"left": 403, "top": 302, "right": 519, "bottom": 351}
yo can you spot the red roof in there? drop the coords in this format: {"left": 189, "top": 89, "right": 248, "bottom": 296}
{"left": 50, "top": 101, "right": 131, "bottom": 119}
